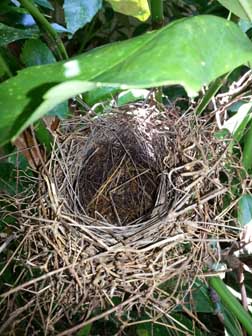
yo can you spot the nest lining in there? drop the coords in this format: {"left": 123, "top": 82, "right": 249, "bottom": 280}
{"left": 0, "top": 103, "right": 244, "bottom": 335}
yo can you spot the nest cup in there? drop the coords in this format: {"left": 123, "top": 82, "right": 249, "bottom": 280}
{"left": 0, "top": 103, "right": 243, "bottom": 335}
{"left": 76, "top": 110, "right": 170, "bottom": 224}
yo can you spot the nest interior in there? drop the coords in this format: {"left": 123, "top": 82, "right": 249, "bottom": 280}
{"left": 77, "top": 110, "right": 173, "bottom": 225}
{"left": 0, "top": 103, "right": 244, "bottom": 335}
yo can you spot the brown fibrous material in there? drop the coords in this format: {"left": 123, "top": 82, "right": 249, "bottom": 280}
{"left": 0, "top": 103, "right": 245, "bottom": 335}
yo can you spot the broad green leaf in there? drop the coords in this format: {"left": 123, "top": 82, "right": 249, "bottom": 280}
{"left": 21, "top": 39, "right": 56, "bottom": 66}
{"left": 106, "top": 0, "right": 150, "bottom": 21}
{"left": 221, "top": 102, "right": 252, "bottom": 141}
{"left": 218, "top": 0, "right": 252, "bottom": 21}
{"left": 14, "top": 81, "right": 96, "bottom": 136}
{"left": 238, "top": 194, "right": 252, "bottom": 226}
{"left": 33, "top": 0, "right": 54, "bottom": 10}
{"left": 63, "top": 0, "right": 102, "bottom": 34}
{"left": 20, "top": 39, "right": 69, "bottom": 118}
{"left": 0, "top": 23, "right": 39, "bottom": 46}
{"left": 0, "top": 15, "right": 252, "bottom": 145}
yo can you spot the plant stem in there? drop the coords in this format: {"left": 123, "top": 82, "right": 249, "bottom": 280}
{"left": 19, "top": 0, "right": 68, "bottom": 60}
{"left": 0, "top": 51, "right": 12, "bottom": 78}
{"left": 150, "top": 0, "right": 164, "bottom": 29}
{"left": 208, "top": 276, "right": 252, "bottom": 336}
{"left": 242, "top": 120, "right": 252, "bottom": 172}
{"left": 150, "top": 0, "right": 164, "bottom": 102}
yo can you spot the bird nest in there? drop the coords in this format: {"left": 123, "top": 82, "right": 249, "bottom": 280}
{"left": 0, "top": 103, "right": 244, "bottom": 335}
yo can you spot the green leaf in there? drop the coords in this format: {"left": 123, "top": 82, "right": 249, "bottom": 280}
{"left": 218, "top": 0, "right": 252, "bottom": 21}
{"left": 76, "top": 324, "right": 92, "bottom": 336}
{"left": 0, "top": 152, "right": 31, "bottom": 195}
{"left": 239, "top": 18, "right": 252, "bottom": 32}
{"left": 0, "top": 15, "right": 252, "bottom": 145}
{"left": 188, "top": 284, "right": 214, "bottom": 313}
{"left": 106, "top": 0, "right": 150, "bottom": 21}
{"left": 243, "top": 120, "right": 252, "bottom": 171}
{"left": 221, "top": 102, "right": 252, "bottom": 141}
{"left": 47, "top": 101, "right": 69, "bottom": 118}
{"left": 209, "top": 277, "right": 252, "bottom": 336}
{"left": 12, "top": 81, "right": 96, "bottom": 138}
{"left": 170, "top": 314, "right": 206, "bottom": 336}
{"left": 136, "top": 321, "right": 191, "bottom": 336}
{"left": 84, "top": 86, "right": 120, "bottom": 105}
{"left": 20, "top": 39, "right": 69, "bottom": 118}
{"left": 195, "top": 75, "right": 227, "bottom": 115}
{"left": 238, "top": 194, "right": 252, "bottom": 226}
{"left": 175, "top": 279, "right": 214, "bottom": 313}
{"left": 63, "top": 0, "right": 102, "bottom": 34}
{"left": 223, "top": 304, "right": 243, "bottom": 336}
{"left": 33, "top": 0, "right": 54, "bottom": 10}
{"left": 0, "top": 162, "right": 17, "bottom": 194}
{"left": 0, "top": 23, "right": 39, "bottom": 46}
{"left": 21, "top": 39, "right": 56, "bottom": 66}
{"left": 136, "top": 325, "right": 150, "bottom": 336}
{"left": 34, "top": 120, "right": 53, "bottom": 153}
{"left": 117, "top": 89, "right": 149, "bottom": 106}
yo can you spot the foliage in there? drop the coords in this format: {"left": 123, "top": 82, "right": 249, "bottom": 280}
{"left": 238, "top": 194, "right": 252, "bottom": 226}
{"left": 0, "top": 15, "right": 252, "bottom": 145}
{"left": 217, "top": 0, "right": 252, "bottom": 21}
{"left": 63, "top": 0, "right": 102, "bottom": 35}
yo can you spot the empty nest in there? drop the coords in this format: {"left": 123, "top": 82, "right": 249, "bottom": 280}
{"left": 0, "top": 103, "right": 244, "bottom": 335}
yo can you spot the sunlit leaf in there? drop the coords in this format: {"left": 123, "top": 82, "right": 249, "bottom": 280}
{"left": 20, "top": 39, "right": 69, "bottom": 118}
{"left": 63, "top": 0, "right": 102, "bottom": 34}
{"left": 51, "top": 23, "right": 71, "bottom": 33}
{"left": 221, "top": 102, "right": 252, "bottom": 141}
{"left": 218, "top": 0, "right": 252, "bottom": 21}
{"left": 239, "top": 18, "right": 252, "bottom": 32}
{"left": 106, "top": 0, "right": 150, "bottom": 21}
{"left": 14, "top": 80, "right": 96, "bottom": 136}
{"left": 0, "top": 15, "right": 252, "bottom": 145}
